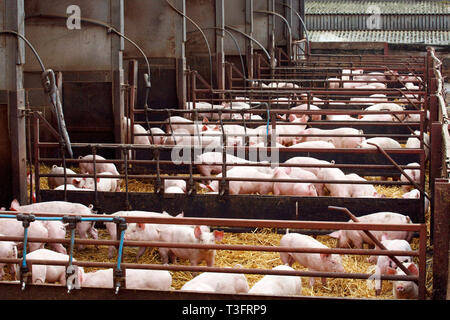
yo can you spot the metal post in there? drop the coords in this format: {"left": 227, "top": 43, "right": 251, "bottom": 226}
{"left": 432, "top": 179, "right": 450, "bottom": 300}
{"left": 4, "top": 0, "right": 26, "bottom": 204}
{"left": 245, "top": 0, "right": 254, "bottom": 79}
{"left": 215, "top": 0, "right": 225, "bottom": 91}
{"left": 175, "top": 0, "right": 187, "bottom": 109}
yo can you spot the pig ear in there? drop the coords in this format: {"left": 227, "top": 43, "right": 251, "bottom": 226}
{"left": 407, "top": 263, "right": 419, "bottom": 276}
{"left": 96, "top": 177, "right": 101, "bottom": 183}
{"left": 194, "top": 226, "right": 202, "bottom": 240}
{"left": 202, "top": 125, "right": 208, "bottom": 131}
{"left": 202, "top": 117, "right": 209, "bottom": 124}
{"left": 72, "top": 178, "right": 81, "bottom": 184}
{"left": 386, "top": 267, "right": 397, "bottom": 275}
{"left": 213, "top": 230, "right": 224, "bottom": 242}
{"left": 288, "top": 114, "right": 297, "bottom": 122}
{"left": 137, "top": 223, "right": 146, "bottom": 231}
{"left": 199, "top": 183, "right": 207, "bottom": 189}
{"left": 175, "top": 211, "right": 184, "bottom": 218}
{"left": 206, "top": 185, "right": 214, "bottom": 192}
{"left": 328, "top": 231, "right": 341, "bottom": 239}
{"left": 320, "top": 253, "right": 331, "bottom": 260}
{"left": 10, "top": 199, "right": 20, "bottom": 211}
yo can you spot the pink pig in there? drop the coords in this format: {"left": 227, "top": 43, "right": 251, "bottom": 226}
{"left": 387, "top": 262, "right": 419, "bottom": 299}
{"left": 78, "top": 154, "right": 120, "bottom": 178}
{"left": 279, "top": 232, "right": 345, "bottom": 287}
{"left": 328, "top": 212, "right": 414, "bottom": 248}
{"left": 0, "top": 237, "right": 18, "bottom": 280}
{"left": 400, "top": 162, "right": 421, "bottom": 192}
{"left": 26, "top": 248, "right": 84, "bottom": 285}
{"left": 10, "top": 199, "right": 98, "bottom": 250}
{"left": 248, "top": 265, "right": 302, "bottom": 296}
{"left": 157, "top": 225, "right": 224, "bottom": 267}
{"left": 316, "top": 168, "right": 352, "bottom": 197}
{"left": 273, "top": 167, "right": 318, "bottom": 197}
{"left": 180, "top": 265, "right": 249, "bottom": 294}
{"left": 81, "top": 268, "right": 172, "bottom": 290}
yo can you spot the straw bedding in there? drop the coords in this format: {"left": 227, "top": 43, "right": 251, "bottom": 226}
{"left": 17, "top": 164, "right": 433, "bottom": 298}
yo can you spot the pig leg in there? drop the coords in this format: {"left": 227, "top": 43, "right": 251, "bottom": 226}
{"left": 106, "top": 223, "right": 117, "bottom": 259}
{"left": 9, "top": 264, "right": 17, "bottom": 280}
{"left": 159, "top": 248, "right": 170, "bottom": 264}
{"left": 135, "top": 247, "right": 147, "bottom": 261}
{"left": 49, "top": 243, "right": 67, "bottom": 255}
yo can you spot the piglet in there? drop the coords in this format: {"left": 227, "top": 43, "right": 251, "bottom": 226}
{"left": 78, "top": 172, "right": 121, "bottom": 192}
{"left": 10, "top": 199, "right": 98, "bottom": 250}
{"left": 158, "top": 225, "right": 224, "bottom": 267}
{"left": 402, "top": 189, "right": 430, "bottom": 214}
{"left": 345, "top": 173, "right": 379, "bottom": 198}
{"left": 0, "top": 217, "right": 48, "bottom": 253}
{"left": 40, "top": 220, "right": 68, "bottom": 254}
{"left": 26, "top": 248, "right": 84, "bottom": 285}
{"left": 107, "top": 210, "right": 177, "bottom": 259}
{"left": 316, "top": 168, "right": 352, "bottom": 197}
{"left": 201, "top": 166, "right": 274, "bottom": 195}
{"left": 273, "top": 167, "right": 317, "bottom": 197}
{"left": 164, "top": 179, "right": 186, "bottom": 193}
{"left": 328, "top": 212, "right": 413, "bottom": 248}
{"left": 78, "top": 154, "right": 120, "bottom": 177}
{"left": 368, "top": 237, "right": 413, "bottom": 295}
{"left": 387, "top": 262, "right": 419, "bottom": 299}
{"left": 400, "top": 162, "right": 420, "bottom": 192}
{"left": 47, "top": 165, "right": 81, "bottom": 189}
{"left": 0, "top": 236, "right": 18, "bottom": 280}
{"left": 180, "top": 265, "right": 249, "bottom": 294}
{"left": 357, "top": 137, "right": 402, "bottom": 149}
{"left": 248, "top": 265, "right": 302, "bottom": 296}
{"left": 279, "top": 232, "right": 345, "bottom": 287}
{"left": 81, "top": 268, "right": 172, "bottom": 291}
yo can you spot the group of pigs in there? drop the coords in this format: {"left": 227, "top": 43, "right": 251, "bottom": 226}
{"left": 0, "top": 199, "right": 418, "bottom": 299}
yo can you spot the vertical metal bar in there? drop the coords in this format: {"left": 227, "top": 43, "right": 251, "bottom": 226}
{"left": 432, "top": 180, "right": 450, "bottom": 300}
{"left": 123, "top": 147, "right": 130, "bottom": 210}
{"left": 418, "top": 223, "right": 427, "bottom": 300}
{"left": 33, "top": 113, "right": 40, "bottom": 203}
{"left": 175, "top": 0, "right": 187, "bottom": 109}
{"left": 6, "top": 0, "right": 26, "bottom": 204}
{"left": 215, "top": 0, "right": 225, "bottom": 91}
{"left": 245, "top": 0, "right": 254, "bottom": 79}
{"left": 430, "top": 122, "right": 443, "bottom": 239}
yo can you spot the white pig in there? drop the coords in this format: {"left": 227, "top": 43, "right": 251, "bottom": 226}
{"left": 78, "top": 154, "right": 120, "bottom": 177}
{"left": 40, "top": 220, "right": 67, "bottom": 254}
{"left": 368, "top": 238, "right": 413, "bottom": 295}
{"left": 0, "top": 217, "right": 48, "bottom": 253}
{"left": 345, "top": 173, "right": 380, "bottom": 198}
{"left": 158, "top": 225, "right": 224, "bottom": 267}
{"left": 164, "top": 179, "right": 186, "bottom": 192}
{"left": 248, "top": 265, "right": 302, "bottom": 296}
{"left": 279, "top": 232, "right": 345, "bottom": 287}
{"left": 289, "top": 141, "right": 336, "bottom": 149}
{"left": 81, "top": 268, "right": 172, "bottom": 291}
{"left": 328, "top": 212, "right": 414, "bottom": 249}
{"left": 316, "top": 168, "right": 352, "bottom": 197}
{"left": 387, "top": 262, "right": 419, "bottom": 299}
{"left": 400, "top": 162, "right": 421, "bottom": 192}
{"left": 284, "top": 157, "right": 333, "bottom": 177}
{"left": 148, "top": 127, "right": 166, "bottom": 145}
{"left": 78, "top": 171, "right": 121, "bottom": 192}
{"left": 402, "top": 189, "right": 430, "bottom": 214}
{"left": 47, "top": 165, "right": 81, "bottom": 189}
{"left": 273, "top": 167, "right": 318, "bottom": 197}
{"left": 10, "top": 199, "right": 98, "bottom": 250}
{"left": 0, "top": 237, "right": 18, "bottom": 280}
{"left": 357, "top": 137, "right": 402, "bottom": 149}
{"left": 26, "top": 248, "right": 84, "bottom": 285}
{"left": 200, "top": 167, "right": 274, "bottom": 195}
{"left": 180, "top": 266, "right": 249, "bottom": 294}
{"left": 107, "top": 210, "right": 177, "bottom": 259}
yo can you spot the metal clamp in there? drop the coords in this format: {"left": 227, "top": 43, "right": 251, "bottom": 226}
{"left": 17, "top": 214, "right": 36, "bottom": 290}
{"left": 62, "top": 215, "right": 81, "bottom": 293}
{"left": 113, "top": 217, "right": 127, "bottom": 294}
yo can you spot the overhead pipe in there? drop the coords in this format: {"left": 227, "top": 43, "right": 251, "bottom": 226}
{"left": 165, "top": 0, "right": 214, "bottom": 89}
{"left": 253, "top": 9, "right": 293, "bottom": 61}
{"left": 0, "top": 29, "right": 73, "bottom": 159}
{"left": 278, "top": 1, "right": 310, "bottom": 55}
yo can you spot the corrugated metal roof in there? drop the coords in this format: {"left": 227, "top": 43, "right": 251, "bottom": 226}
{"left": 309, "top": 30, "right": 450, "bottom": 45}
{"left": 306, "top": 0, "right": 450, "bottom": 15}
